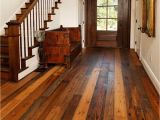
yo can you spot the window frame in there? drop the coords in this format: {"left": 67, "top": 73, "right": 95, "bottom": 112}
{"left": 97, "top": 0, "right": 118, "bottom": 31}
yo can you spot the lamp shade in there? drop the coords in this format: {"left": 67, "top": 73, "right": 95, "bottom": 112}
{"left": 34, "top": 30, "right": 45, "bottom": 42}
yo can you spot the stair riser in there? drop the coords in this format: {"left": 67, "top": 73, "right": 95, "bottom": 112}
{"left": 0, "top": 47, "right": 9, "bottom": 54}
{"left": 21, "top": 9, "right": 26, "bottom": 14}
{"left": 0, "top": 37, "right": 8, "bottom": 44}
{"left": 16, "top": 14, "right": 22, "bottom": 21}
{"left": 55, "top": 2, "right": 58, "bottom": 8}
{"left": 0, "top": 58, "right": 9, "bottom": 64}
{"left": 4, "top": 28, "right": 8, "bottom": 35}
{"left": 52, "top": 8, "right": 55, "bottom": 14}
{"left": 0, "top": 71, "right": 10, "bottom": 81}
{"left": 0, "top": 59, "right": 9, "bottom": 66}
{"left": 48, "top": 15, "right": 52, "bottom": 21}
{"left": 25, "top": 3, "right": 32, "bottom": 8}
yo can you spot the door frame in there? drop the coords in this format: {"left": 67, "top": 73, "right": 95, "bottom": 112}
{"left": 85, "top": 0, "right": 131, "bottom": 48}
{"left": 134, "top": 0, "right": 142, "bottom": 58}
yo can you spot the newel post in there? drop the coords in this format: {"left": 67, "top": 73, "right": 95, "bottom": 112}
{"left": 7, "top": 21, "right": 20, "bottom": 81}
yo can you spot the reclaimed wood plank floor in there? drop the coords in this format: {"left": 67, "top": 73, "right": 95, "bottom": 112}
{"left": 0, "top": 48, "right": 159, "bottom": 120}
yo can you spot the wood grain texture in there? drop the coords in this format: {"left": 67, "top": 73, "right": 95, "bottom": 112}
{"left": 73, "top": 67, "right": 101, "bottom": 120}
{"left": 114, "top": 49, "right": 128, "bottom": 120}
{"left": 1, "top": 48, "right": 159, "bottom": 120}
{"left": 1, "top": 72, "right": 40, "bottom": 103}
{"left": 0, "top": 66, "right": 61, "bottom": 119}
{"left": 3, "top": 67, "right": 65, "bottom": 120}
{"left": 61, "top": 95, "right": 81, "bottom": 120}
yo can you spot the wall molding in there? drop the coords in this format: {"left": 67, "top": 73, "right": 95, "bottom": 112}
{"left": 141, "top": 56, "right": 160, "bottom": 95}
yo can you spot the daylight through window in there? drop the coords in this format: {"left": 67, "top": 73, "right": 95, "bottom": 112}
{"left": 97, "top": 0, "right": 118, "bottom": 31}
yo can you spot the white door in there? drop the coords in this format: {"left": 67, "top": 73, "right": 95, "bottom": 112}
{"left": 81, "top": 0, "right": 85, "bottom": 48}
{"left": 134, "top": 0, "right": 142, "bottom": 57}
{"left": 78, "top": 0, "right": 85, "bottom": 48}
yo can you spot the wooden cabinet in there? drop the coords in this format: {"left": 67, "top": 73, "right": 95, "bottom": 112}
{"left": 44, "top": 25, "right": 82, "bottom": 68}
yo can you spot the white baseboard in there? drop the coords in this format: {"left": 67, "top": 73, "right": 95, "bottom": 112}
{"left": 141, "top": 56, "right": 160, "bottom": 95}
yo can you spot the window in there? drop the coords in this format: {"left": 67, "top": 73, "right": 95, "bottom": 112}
{"left": 97, "top": 0, "right": 118, "bottom": 31}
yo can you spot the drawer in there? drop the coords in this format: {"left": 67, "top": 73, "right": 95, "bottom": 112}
{"left": 47, "top": 54, "right": 65, "bottom": 63}
{"left": 45, "top": 47, "right": 70, "bottom": 55}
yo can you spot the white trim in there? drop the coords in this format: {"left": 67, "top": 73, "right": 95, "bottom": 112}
{"left": 141, "top": 56, "right": 160, "bottom": 95}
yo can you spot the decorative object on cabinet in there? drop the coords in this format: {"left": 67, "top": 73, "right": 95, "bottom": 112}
{"left": 34, "top": 30, "right": 48, "bottom": 70}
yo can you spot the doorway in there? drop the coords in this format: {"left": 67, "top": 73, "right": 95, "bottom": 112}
{"left": 96, "top": 0, "right": 118, "bottom": 47}
{"left": 85, "top": 0, "right": 131, "bottom": 48}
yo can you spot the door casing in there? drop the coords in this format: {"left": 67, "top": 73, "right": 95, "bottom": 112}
{"left": 85, "top": 0, "right": 131, "bottom": 48}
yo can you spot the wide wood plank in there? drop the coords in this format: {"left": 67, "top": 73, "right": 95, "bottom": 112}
{"left": 61, "top": 95, "right": 81, "bottom": 120}
{"left": 0, "top": 66, "right": 61, "bottom": 119}
{"left": 114, "top": 49, "right": 128, "bottom": 120}
{"left": 41, "top": 66, "right": 88, "bottom": 120}
{"left": 3, "top": 67, "right": 65, "bottom": 120}
{"left": 1, "top": 48, "right": 159, "bottom": 120}
{"left": 1, "top": 72, "right": 40, "bottom": 102}
{"left": 73, "top": 67, "right": 101, "bottom": 120}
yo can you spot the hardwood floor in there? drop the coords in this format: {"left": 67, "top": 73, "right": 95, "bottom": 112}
{"left": 0, "top": 48, "right": 159, "bottom": 120}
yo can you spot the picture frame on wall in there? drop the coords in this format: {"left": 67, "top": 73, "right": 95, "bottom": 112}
{"left": 142, "top": 0, "right": 155, "bottom": 37}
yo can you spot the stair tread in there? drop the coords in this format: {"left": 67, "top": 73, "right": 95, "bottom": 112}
{"left": 0, "top": 54, "right": 9, "bottom": 58}
{"left": 0, "top": 44, "right": 8, "bottom": 47}
{"left": 48, "top": 13, "right": 55, "bottom": 15}
{"left": 0, "top": 35, "right": 8, "bottom": 37}
{"left": 22, "top": 55, "right": 35, "bottom": 60}
{"left": 19, "top": 66, "right": 29, "bottom": 73}
{"left": 0, "top": 66, "right": 10, "bottom": 72}
{"left": 44, "top": 20, "right": 53, "bottom": 22}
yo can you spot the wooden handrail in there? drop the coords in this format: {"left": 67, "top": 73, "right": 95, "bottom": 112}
{"left": 18, "top": 0, "right": 38, "bottom": 23}
{"left": 2, "top": 0, "right": 62, "bottom": 81}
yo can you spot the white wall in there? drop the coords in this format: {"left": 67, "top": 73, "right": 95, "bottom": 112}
{"left": 131, "top": 0, "right": 160, "bottom": 94}
{"left": 78, "top": 0, "right": 83, "bottom": 25}
{"left": 59, "top": 0, "right": 79, "bottom": 27}
{"left": 48, "top": 0, "right": 83, "bottom": 29}
{"left": 47, "top": 3, "right": 61, "bottom": 30}
{"left": 0, "top": 0, "right": 28, "bottom": 35}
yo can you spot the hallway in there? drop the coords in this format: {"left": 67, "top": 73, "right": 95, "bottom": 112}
{"left": 1, "top": 48, "right": 159, "bottom": 120}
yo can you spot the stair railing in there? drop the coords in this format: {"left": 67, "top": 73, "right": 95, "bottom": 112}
{"left": 6, "top": 0, "right": 60, "bottom": 81}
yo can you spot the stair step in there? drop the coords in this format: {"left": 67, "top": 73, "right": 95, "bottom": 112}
{"left": 48, "top": 13, "right": 55, "bottom": 15}
{"left": 16, "top": 14, "right": 22, "bottom": 20}
{"left": 0, "top": 59, "right": 9, "bottom": 66}
{"left": 55, "top": 2, "right": 59, "bottom": 8}
{"left": 4, "top": 28, "right": 8, "bottom": 35}
{"left": 44, "top": 20, "right": 53, "bottom": 22}
{"left": 0, "top": 64, "right": 9, "bottom": 70}
{"left": 58, "top": 0, "right": 62, "bottom": 3}
{"left": 29, "top": 0, "right": 35, "bottom": 3}
{"left": 48, "top": 13, "right": 55, "bottom": 19}
{"left": 39, "top": 28, "right": 46, "bottom": 30}
{"left": 19, "top": 66, "right": 29, "bottom": 73}
{"left": 21, "top": 8, "right": 27, "bottom": 14}
{"left": 0, "top": 54, "right": 9, "bottom": 59}
{"left": 0, "top": 54, "right": 9, "bottom": 66}
{"left": 0, "top": 36, "right": 8, "bottom": 44}
{"left": 0, "top": 66, "right": 10, "bottom": 81}
{"left": 52, "top": 6, "right": 59, "bottom": 10}
{"left": 0, "top": 45, "right": 9, "bottom": 54}
{"left": 25, "top": 2, "right": 32, "bottom": 8}
{"left": 22, "top": 55, "right": 35, "bottom": 61}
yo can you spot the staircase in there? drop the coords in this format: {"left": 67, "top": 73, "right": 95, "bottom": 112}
{"left": 0, "top": 0, "right": 62, "bottom": 82}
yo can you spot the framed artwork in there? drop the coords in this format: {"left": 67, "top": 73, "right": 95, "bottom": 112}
{"left": 142, "top": 0, "right": 155, "bottom": 37}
